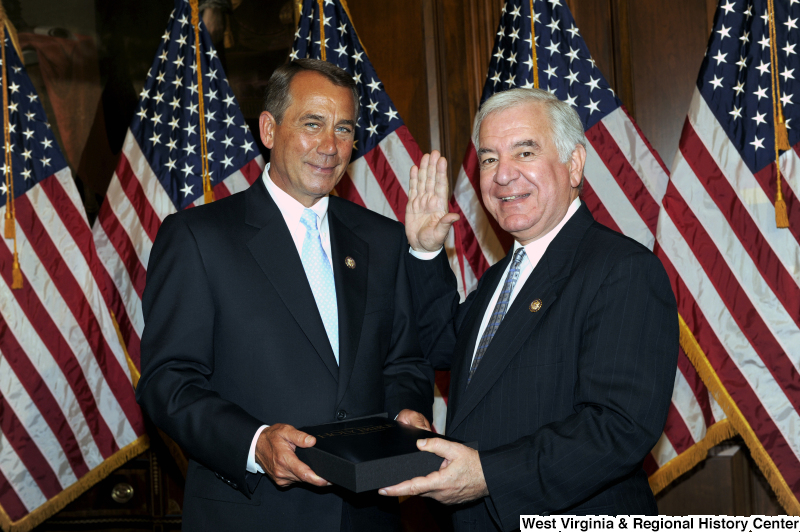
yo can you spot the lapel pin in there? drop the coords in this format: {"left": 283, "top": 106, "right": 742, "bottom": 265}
{"left": 529, "top": 299, "right": 542, "bottom": 312}
{"left": 345, "top": 256, "right": 356, "bottom": 269}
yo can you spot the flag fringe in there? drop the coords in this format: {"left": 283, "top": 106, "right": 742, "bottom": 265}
{"left": 0, "top": 435, "right": 150, "bottom": 532}
{"left": 648, "top": 419, "right": 735, "bottom": 495}
{"left": 678, "top": 314, "right": 800, "bottom": 515}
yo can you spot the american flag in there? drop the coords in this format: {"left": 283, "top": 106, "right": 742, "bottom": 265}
{"left": 448, "top": 0, "right": 733, "bottom": 493}
{"left": 92, "top": 0, "right": 264, "bottom": 371}
{"left": 291, "top": 1, "right": 457, "bottom": 428}
{"left": 658, "top": 0, "right": 800, "bottom": 512}
{"left": 0, "top": 25, "right": 146, "bottom": 532}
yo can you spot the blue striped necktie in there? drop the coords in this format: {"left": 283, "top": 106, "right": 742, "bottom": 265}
{"left": 299, "top": 209, "right": 339, "bottom": 364}
{"left": 468, "top": 247, "right": 526, "bottom": 384}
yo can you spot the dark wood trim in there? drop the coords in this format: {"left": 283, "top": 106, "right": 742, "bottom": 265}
{"left": 422, "top": 0, "right": 444, "bottom": 154}
{"left": 610, "top": 0, "right": 635, "bottom": 118}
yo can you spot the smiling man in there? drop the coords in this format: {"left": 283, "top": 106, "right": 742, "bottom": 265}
{"left": 381, "top": 89, "right": 678, "bottom": 530}
{"left": 136, "top": 59, "right": 433, "bottom": 531}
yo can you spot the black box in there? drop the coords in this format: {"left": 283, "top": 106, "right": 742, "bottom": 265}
{"left": 295, "top": 414, "right": 477, "bottom": 493}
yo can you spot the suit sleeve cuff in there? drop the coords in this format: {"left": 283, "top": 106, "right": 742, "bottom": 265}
{"left": 246, "top": 425, "right": 269, "bottom": 474}
{"left": 409, "top": 246, "right": 443, "bottom": 260}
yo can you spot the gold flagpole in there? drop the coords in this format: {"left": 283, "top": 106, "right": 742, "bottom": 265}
{"left": 190, "top": 0, "right": 214, "bottom": 204}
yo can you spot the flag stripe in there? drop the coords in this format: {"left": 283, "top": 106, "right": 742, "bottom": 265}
{"left": 0, "top": 390, "right": 63, "bottom": 499}
{"left": 16, "top": 195, "right": 144, "bottom": 440}
{"left": 97, "top": 205, "right": 148, "bottom": 300}
{"left": 0, "top": 323, "right": 89, "bottom": 478}
{"left": 209, "top": 181, "right": 232, "bottom": 202}
{"left": 584, "top": 140, "right": 653, "bottom": 248}
{"left": 670, "top": 367, "right": 709, "bottom": 446}
{"left": 116, "top": 154, "right": 162, "bottom": 243}
{"left": 0, "top": 428, "right": 46, "bottom": 515}
{"left": 579, "top": 181, "right": 622, "bottom": 234}
{"left": 347, "top": 157, "right": 398, "bottom": 220}
{"left": 752, "top": 161, "right": 800, "bottom": 244}
{"left": 688, "top": 93, "right": 800, "bottom": 292}
{"left": 0, "top": 466, "right": 28, "bottom": 522}
{"left": 394, "top": 125, "right": 424, "bottom": 165}
{"left": 0, "top": 218, "right": 117, "bottom": 462}
{"left": 94, "top": 221, "right": 144, "bottom": 354}
{"left": 450, "top": 200, "right": 492, "bottom": 279}
{"left": 458, "top": 143, "right": 514, "bottom": 254}
{"left": 32, "top": 177, "right": 134, "bottom": 380}
{"left": 657, "top": 213, "right": 800, "bottom": 477}
{"left": 379, "top": 131, "right": 415, "bottom": 194}
{"left": 643, "top": 450, "right": 663, "bottom": 475}
{"left": 121, "top": 133, "right": 176, "bottom": 223}
{"left": 663, "top": 181, "right": 800, "bottom": 412}
{"left": 585, "top": 120, "right": 661, "bottom": 235}
{"left": 362, "top": 146, "right": 407, "bottom": 222}
{"left": 679, "top": 124, "right": 800, "bottom": 330}
{"left": 649, "top": 431, "right": 679, "bottom": 469}
{"left": 661, "top": 401, "right": 696, "bottom": 456}
{"left": 0, "top": 338, "right": 78, "bottom": 491}
{"left": 669, "top": 151, "right": 800, "bottom": 365}
{"left": 335, "top": 172, "right": 368, "bottom": 208}
{"left": 617, "top": 105, "right": 671, "bottom": 177}
{"left": 240, "top": 157, "right": 264, "bottom": 184}
{"left": 104, "top": 175, "right": 155, "bottom": 288}
{"left": 676, "top": 348, "right": 715, "bottom": 430}
{"left": 660, "top": 266, "right": 800, "bottom": 492}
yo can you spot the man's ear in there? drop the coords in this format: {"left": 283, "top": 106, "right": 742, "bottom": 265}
{"left": 568, "top": 144, "right": 587, "bottom": 189}
{"left": 259, "top": 111, "right": 277, "bottom": 149}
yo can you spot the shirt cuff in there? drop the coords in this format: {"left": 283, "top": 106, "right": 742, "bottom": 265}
{"left": 246, "top": 425, "right": 269, "bottom": 474}
{"left": 409, "top": 246, "right": 443, "bottom": 260}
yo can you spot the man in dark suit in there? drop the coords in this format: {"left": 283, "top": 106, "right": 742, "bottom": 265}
{"left": 380, "top": 88, "right": 678, "bottom": 530}
{"left": 135, "top": 59, "right": 433, "bottom": 531}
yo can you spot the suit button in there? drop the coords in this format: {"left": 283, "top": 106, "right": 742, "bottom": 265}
{"left": 336, "top": 409, "right": 347, "bottom": 420}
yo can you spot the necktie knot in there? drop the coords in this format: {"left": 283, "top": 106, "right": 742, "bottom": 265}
{"left": 300, "top": 209, "right": 319, "bottom": 236}
{"left": 511, "top": 247, "right": 526, "bottom": 267}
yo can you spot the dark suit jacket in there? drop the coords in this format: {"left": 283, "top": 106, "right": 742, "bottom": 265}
{"left": 136, "top": 177, "right": 434, "bottom": 531}
{"left": 407, "top": 204, "right": 678, "bottom": 531}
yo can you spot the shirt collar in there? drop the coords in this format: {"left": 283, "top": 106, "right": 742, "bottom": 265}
{"left": 262, "top": 162, "right": 329, "bottom": 229}
{"left": 515, "top": 197, "right": 582, "bottom": 261}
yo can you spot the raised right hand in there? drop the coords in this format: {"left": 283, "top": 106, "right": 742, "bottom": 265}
{"left": 406, "top": 151, "right": 460, "bottom": 252}
{"left": 255, "top": 423, "right": 328, "bottom": 487}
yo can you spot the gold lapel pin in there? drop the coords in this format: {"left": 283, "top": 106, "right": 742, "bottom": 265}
{"left": 345, "top": 256, "right": 356, "bottom": 269}
{"left": 529, "top": 299, "right": 542, "bottom": 312}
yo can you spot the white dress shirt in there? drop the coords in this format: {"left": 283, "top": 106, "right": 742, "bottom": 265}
{"left": 246, "top": 163, "right": 334, "bottom": 474}
{"left": 410, "top": 198, "right": 582, "bottom": 366}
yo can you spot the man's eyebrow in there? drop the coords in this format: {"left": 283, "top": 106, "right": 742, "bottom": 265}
{"left": 300, "top": 113, "right": 325, "bottom": 122}
{"left": 512, "top": 139, "right": 539, "bottom": 150}
{"left": 476, "top": 147, "right": 497, "bottom": 157}
{"left": 336, "top": 119, "right": 356, "bottom": 127}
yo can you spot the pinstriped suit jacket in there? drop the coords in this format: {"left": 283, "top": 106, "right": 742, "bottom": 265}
{"left": 407, "top": 204, "right": 678, "bottom": 531}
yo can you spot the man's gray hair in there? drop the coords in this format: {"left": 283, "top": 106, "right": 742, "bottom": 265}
{"left": 471, "top": 88, "right": 587, "bottom": 165}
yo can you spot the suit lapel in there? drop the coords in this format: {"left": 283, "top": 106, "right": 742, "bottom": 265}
{"left": 327, "top": 199, "right": 368, "bottom": 403}
{"left": 446, "top": 252, "right": 510, "bottom": 430}
{"left": 447, "top": 203, "right": 596, "bottom": 434}
{"left": 244, "top": 179, "right": 339, "bottom": 382}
